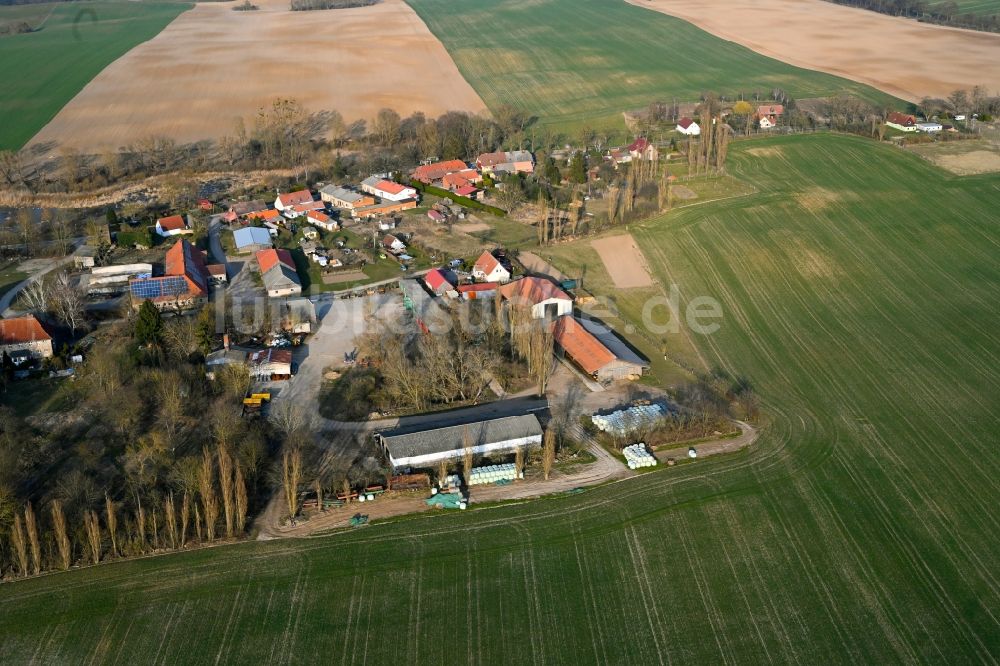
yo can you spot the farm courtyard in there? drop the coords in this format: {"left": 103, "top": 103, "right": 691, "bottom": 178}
{"left": 1, "top": 134, "right": 998, "bottom": 663}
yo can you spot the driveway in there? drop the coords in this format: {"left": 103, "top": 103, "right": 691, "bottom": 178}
{"left": 1, "top": 239, "right": 87, "bottom": 316}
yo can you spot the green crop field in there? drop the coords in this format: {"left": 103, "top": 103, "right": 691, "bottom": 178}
{"left": 924, "top": 0, "right": 1000, "bottom": 16}
{"left": 2, "top": 134, "right": 999, "bottom": 662}
{"left": 405, "top": 0, "right": 903, "bottom": 134}
{"left": 0, "top": 0, "right": 190, "bottom": 150}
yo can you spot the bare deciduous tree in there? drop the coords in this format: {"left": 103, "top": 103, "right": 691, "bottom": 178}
{"left": 217, "top": 443, "right": 235, "bottom": 538}
{"left": 234, "top": 466, "right": 248, "bottom": 534}
{"left": 282, "top": 446, "right": 302, "bottom": 519}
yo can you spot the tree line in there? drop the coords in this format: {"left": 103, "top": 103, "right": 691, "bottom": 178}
{"left": 825, "top": 0, "right": 1000, "bottom": 32}
{"left": 0, "top": 303, "right": 291, "bottom": 580}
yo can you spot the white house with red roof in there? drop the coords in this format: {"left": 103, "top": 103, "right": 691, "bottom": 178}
{"left": 306, "top": 209, "right": 337, "bottom": 231}
{"left": 473, "top": 251, "right": 511, "bottom": 283}
{"left": 256, "top": 248, "right": 301, "bottom": 298}
{"left": 676, "top": 117, "right": 700, "bottom": 136}
{"left": 627, "top": 137, "right": 658, "bottom": 160}
{"left": 499, "top": 276, "right": 572, "bottom": 319}
{"left": 361, "top": 176, "right": 418, "bottom": 202}
{"left": 274, "top": 189, "right": 314, "bottom": 212}
{"left": 155, "top": 214, "right": 192, "bottom": 237}
{"left": 0, "top": 314, "right": 53, "bottom": 363}
{"left": 383, "top": 235, "right": 406, "bottom": 253}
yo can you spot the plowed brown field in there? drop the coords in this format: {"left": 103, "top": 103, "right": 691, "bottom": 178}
{"left": 629, "top": 0, "right": 1000, "bottom": 101}
{"left": 28, "top": 0, "right": 486, "bottom": 153}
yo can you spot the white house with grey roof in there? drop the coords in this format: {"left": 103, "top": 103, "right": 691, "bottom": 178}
{"left": 377, "top": 414, "right": 543, "bottom": 470}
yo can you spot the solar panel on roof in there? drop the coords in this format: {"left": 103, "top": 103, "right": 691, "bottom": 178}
{"left": 130, "top": 276, "right": 188, "bottom": 299}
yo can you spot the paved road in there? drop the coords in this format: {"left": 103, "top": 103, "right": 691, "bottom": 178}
{"left": 1, "top": 239, "right": 87, "bottom": 317}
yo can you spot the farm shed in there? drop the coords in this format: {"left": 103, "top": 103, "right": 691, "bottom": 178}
{"left": 377, "top": 414, "right": 543, "bottom": 470}
{"left": 552, "top": 315, "right": 648, "bottom": 382}
{"left": 233, "top": 227, "right": 273, "bottom": 254}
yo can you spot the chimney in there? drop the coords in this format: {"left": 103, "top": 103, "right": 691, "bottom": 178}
{"left": 223, "top": 333, "right": 230, "bottom": 351}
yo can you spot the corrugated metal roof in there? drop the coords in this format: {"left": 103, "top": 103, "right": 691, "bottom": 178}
{"left": 234, "top": 227, "right": 272, "bottom": 248}
{"left": 380, "top": 414, "right": 542, "bottom": 461}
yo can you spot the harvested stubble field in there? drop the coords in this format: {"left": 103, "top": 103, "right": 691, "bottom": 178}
{"left": 0, "top": 0, "right": 191, "bottom": 150}
{"left": 27, "top": 0, "right": 486, "bottom": 153}
{"left": 3, "top": 134, "right": 999, "bottom": 663}
{"left": 405, "top": 0, "right": 901, "bottom": 134}
{"left": 632, "top": 0, "right": 1000, "bottom": 102}
{"left": 905, "top": 138, "right": 1000, "bottom": 175}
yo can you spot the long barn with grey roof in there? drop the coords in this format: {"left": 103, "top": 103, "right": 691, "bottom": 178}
{"left": 377, "top": 414, "right": 543, "bottom": 470}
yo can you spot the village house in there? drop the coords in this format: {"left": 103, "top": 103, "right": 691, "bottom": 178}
{"left": 472, "top": 250, "right": 511, "bottom": 283}
{"left": 206, "top": 264, "right": 227, "bottom": 286}
{"left": 306, "top": 209, "right": 337, "bottom": 231}
{"left": 383, "top": 234, "right": 406, "bottom": 253}
{"left": 225, "top": 200, "right": 268, "bottom": 224}
{"left": 413, "top": 159, "right": 468, "bottom": 184}
{"left": 552, "top": 315, "right": 649, "bottom": 383}
{"left": 282, "top": 200, "right": 325, "bottom": 219}
{"left": 427, "top": 209, "right": 447, "bottom": 223}
{"left": 424, "top": 268, "right": 457, "bottom": 296}
{"left": 377, "top": 414, "right": 543, "bottom": 471}
{"left": 917, "top": 121, "right": 943, "bottom": 132}
{"left": 499, "top": 276, "right": 572, "bottom": 319}
{"left": 246, "top": 209, "right": 283, "bottom": 227}
{"left": 0, "top": 314, "right": 53, "bottom": 365}
{"left": 475, "top": 150, "right": 535, "bottom": 176}
{"left": 627, "top": 137, "right": 658, "bottom": 161}
{"left": 886, "top": 112, "right": 918, "bottom": 132}
{"left": 233, "top": 227, "right": 273, "bottom": 254}
{"left": 274, "top": 189, "right": 314, "bottom": 212}
{"left": 609, "top": 148, "right": 632, "bottom": 165}
{"left": 319, "top": 185, "right": 376, "bottom": 210}
{"left": 155, "top": 215, "right": 192, "bottom": 238}
{"left": 676, "top": 117, "right": 700, "bottom": 136}
{"left": 361, "top": 177, "right": 418, "bottom": 202}
{"left": 301, "top": 226, "right": 318, "bottom": 240}
{"left": 128, "top": 239, "right": 220, "bottom": 311}
{"left": 256, "top": 248, "right": 301, "bottom": 298}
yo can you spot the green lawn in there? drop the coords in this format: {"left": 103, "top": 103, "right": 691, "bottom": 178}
{"left": 405, "top": 0, "right": 903, "bottom": 135}
{"left": 0, "top": 0, "right": 190, "bottom": 150}
{"left": 0, "top": 260, "right": 27, "bottom": 301}
{"left": 2, "top": 135, "right": 999, "bottom": 662}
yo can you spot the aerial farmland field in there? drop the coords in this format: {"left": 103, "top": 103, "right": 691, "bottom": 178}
{"left": 0, "top": 0, "right": 190, "bottom": 150}
{"left": 405, "top": 0, "right": 902, "bottom": 133}
{"left": 2, "top": 134, "right": 998, "bottom": 663}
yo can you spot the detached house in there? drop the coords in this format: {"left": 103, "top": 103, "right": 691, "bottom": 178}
{"left": 307, "top": 209, "right": 337, "bottom": 231}
{"left": 0, "top": 314, "right": 53, "bottom": 364}
{"left": 274, "top": 190, "right": 315, "bottom": 212}
{"left": 886, "top": 112, "right": 917, "bottom": 132}
{"left": 499, "top": 276, "right": 572, "bottom": 319}
{"left": 475, "top": 150, "right": 534, "bottom": 176}
{"left": 155, "top": 215, "right": 192, "bottom": 237}
{"left": 413, "top": 159, "right": 468, "bottom": 184}
{"left": 424, "top": 268, "right": 457, "bottom": 295}
{"left": 383, "top": 235, "right": 406, "bottom": 253}
{"left": 472, "top": 250, "right": 511, "bottom": 283}
{"left": 256, "top": 248, "right": 301, "bottom": 298}
{"left": 676, "top": 117, "right": 700, "bottom": 136}
{"left": 361, "top": 177, "right": 418, "bottom": 202}
{"left": 627, "top": 137, "right": 658, "bottom": 161}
